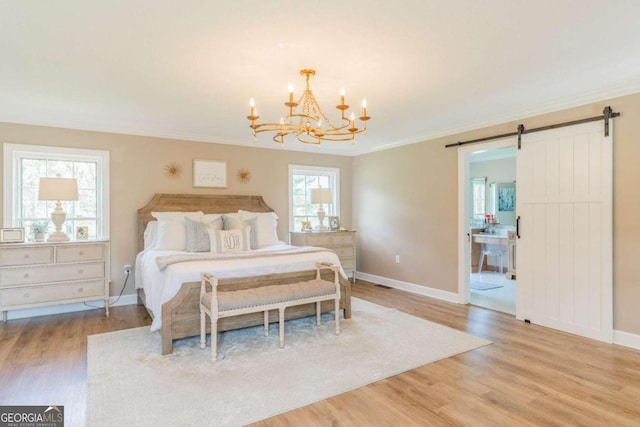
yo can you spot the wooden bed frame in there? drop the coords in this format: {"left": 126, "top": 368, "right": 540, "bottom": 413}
{"left": 137, "top": 193, "right": 352, "bottom": 355}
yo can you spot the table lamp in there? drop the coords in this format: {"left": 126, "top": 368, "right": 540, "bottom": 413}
{"left": 311, "top": 187, "right": 332, "bottom": 230}
{"left": 38, "top": 175, "right": 79, "bottom": 242}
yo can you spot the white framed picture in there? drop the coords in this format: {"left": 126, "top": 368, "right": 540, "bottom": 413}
{"left": 76, "top": 226, "right": 89, "bottom": 240}
{"left": 0, "top": 228, "right": 25, "bottom": 243}
{"left": 193, "top": 159, "right": 227, "bottom": 188}
{"left": 328, "top": 216, "right": 340, "bottom": 231}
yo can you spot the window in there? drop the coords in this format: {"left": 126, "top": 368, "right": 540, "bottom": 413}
{"left": 470, "top": 177, "right": 486, "bottom": 225}
{"left": 288, "top": 165, "right": 340, "bottom": 231}
{"left": 3, "top": 144, "right": 110, "bottom": 240}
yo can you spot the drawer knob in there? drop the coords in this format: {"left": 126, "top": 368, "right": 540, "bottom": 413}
{"left": 78, "top": 287, "right": 84, "bottom": 293}
{"left": 78, "top": 269, "right": 84, "bottom": 274}
{"left": 79, "top": 250, "right": 84, "bottom": 256}
{"left": 23, "top": 273, "right": 29, "bottom": 279}
{"left": 24, "top": 253, "right": 30, "bottom": 259}
{"left": 24, "top": 292, "right": 30, "bottom": 298}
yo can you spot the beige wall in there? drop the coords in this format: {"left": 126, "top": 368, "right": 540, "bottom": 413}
{"left": 353, "top": 91, "right": 640, "bottom": 335}
{"left": 0, "top": 123, "right": 352, "bottom": 297}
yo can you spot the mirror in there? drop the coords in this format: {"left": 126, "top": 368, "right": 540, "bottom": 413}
{"left": 491, "top": 182, "right": 516, "bottom": 226}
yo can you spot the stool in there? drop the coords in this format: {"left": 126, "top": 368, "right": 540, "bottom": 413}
{"left": 478, "top": 242, "right": 504, "bottom": 273}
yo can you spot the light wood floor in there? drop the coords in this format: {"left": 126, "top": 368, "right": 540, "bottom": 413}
{"left": 1, "top": 282, "right": 639, "bottom": 426}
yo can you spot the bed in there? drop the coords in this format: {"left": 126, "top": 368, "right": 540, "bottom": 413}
{"left": 135, "top": 193, "right": 352, "bottom": 354}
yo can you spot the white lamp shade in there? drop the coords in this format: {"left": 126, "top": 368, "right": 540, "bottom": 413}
{"left": 311, "top": 187, "right": 332, "bottom": 204}
{"left": 38, "top": 177, "right": 79, "bottom": 201}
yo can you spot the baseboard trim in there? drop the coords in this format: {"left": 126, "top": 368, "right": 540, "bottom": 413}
{"left": 2, "top": 294, "right": 138, "bottom": 321}
{"left": 613, "top": 329, "right": 640, "bottom": 351}
{"left": 355, "top": 271, "right": 459, "bottom": 304}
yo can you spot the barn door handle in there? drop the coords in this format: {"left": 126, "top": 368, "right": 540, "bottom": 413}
{"left": 516, "top": 216, "right": 521, "bottom": 239}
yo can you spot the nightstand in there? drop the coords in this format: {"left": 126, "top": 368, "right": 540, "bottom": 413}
{"left": 0, "top": 239, "right": 111, "bottom": 321}
{"left": 290, "top": 231, "right": 356, "bottom": 283}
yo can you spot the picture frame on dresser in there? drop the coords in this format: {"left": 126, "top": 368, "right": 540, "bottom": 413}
{"left": 76, "top": 226, "right": 88, "bottom": 240}
{"left": 0, "top": 228, "right": 25, "bottom": 243}
{"left": 328, "top": 216, "right": 340, "bottom": 231}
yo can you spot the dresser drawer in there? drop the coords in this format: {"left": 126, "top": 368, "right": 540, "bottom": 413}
{"left": 0, "top": 246, "right": 54, "bottom": 267}
{"left": 0, "top": 280, "right": 105, "bottom": 306}
{"left": 332, "top": 233, "right": 354, "bottom": 245}
{"left": 0, "top": 261, "right": 105, "bottom": 286}
{"left": 304, "top": 234, "right": 332, "bottom": 246}
{"left": 333, "top": 246, "right": 354, "bottom": 258}
{"left": 340, "top": 258, "right": 354, "bottom": 270}
{"left": 57, "top": 243, "right": 105, "bottom": 263}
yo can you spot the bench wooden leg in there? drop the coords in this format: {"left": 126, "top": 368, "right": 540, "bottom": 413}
{"left": 335, "top": 297, "right": 340, "bottom": 335}
{"left": 263, "top": 310, "right": 269, "bottom": 336}
{"left": 200, "top": 309, "right": 206, "bottom": 349}
{"left": 316, "top": 301, "right": 321, "bottom": 326}
{"left": 211, "top": 315, "right": 217, "bottom": 361}
{"left": 279, "top": 307, "right": 285, "bottom": 348}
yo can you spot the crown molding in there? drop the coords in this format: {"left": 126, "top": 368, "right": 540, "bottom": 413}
{"left": 357, "top": 79, "right": 640, "bottom": 156}
{"left": 3, "top": 79, "right": 640, "bottom": 158}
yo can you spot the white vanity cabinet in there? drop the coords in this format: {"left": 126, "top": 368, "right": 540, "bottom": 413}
{"left": 0, "top": 240, "right": 110, "bottom": 321}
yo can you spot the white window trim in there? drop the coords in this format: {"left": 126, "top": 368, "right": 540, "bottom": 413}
{"left": 288, "top": 164, "right": 340, "bottom": 231}
{"left": 3, "top": 143, "right": 110, "bottom": 238}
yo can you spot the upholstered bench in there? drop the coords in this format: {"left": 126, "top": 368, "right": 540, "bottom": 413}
{"left": 199, "top": 262, "right": 341, "bottom": 361}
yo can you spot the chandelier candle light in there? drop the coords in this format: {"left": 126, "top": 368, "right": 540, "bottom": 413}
{"left": 38, "top": 174, "right": 79, "bottom": 242}
{"left": 247, "top": 69, "right": 370, "bottom": 144}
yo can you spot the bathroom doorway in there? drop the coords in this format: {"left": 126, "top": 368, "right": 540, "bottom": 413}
{"left": 459, "top": 141, "right": 517, "bottom": 315}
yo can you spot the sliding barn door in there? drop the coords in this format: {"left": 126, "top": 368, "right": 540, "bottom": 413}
{"left": 516, "top": 121, "right": 612, "bottom": 342}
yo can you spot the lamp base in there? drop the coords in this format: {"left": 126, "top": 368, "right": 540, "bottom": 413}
{"left": 47, "top": 231, "right": 70, "bottom": 242}
{"left": 49, "top": 203, "right": 70, "bottom": 242}
{"left": 317, "top": 206, "right": 328, "bottom": 230}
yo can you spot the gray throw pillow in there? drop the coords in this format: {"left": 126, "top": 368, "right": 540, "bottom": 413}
{"left": 185, "top": 217, "right": 222, "bottom": 252}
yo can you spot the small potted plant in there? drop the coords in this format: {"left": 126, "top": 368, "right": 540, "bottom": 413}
{"left": 30, "top": 220, "right": 49, "bottom": 242}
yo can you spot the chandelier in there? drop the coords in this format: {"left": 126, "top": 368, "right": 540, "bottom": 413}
{"left": 247, "top": 69, "right": 370, "bottom": 144}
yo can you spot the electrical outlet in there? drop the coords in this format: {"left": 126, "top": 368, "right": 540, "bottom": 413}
{"left": 395, "top": 255, "right": 400, "bottom": 264}
{"left": 124, "top": 264, "right": 132, "bottom": 275}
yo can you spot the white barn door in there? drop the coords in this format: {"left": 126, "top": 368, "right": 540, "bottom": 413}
{"left": 516, "top": 121, "right": 612, "bottom": 342}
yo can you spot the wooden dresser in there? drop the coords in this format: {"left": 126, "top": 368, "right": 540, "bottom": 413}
{"left": 0, "top": 240, "right": 110, "bottom": 321}
{"left": 289, "top": 231, "right": 356, "bottom": 282}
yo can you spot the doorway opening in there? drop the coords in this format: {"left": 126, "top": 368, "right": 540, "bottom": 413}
{"left": 457, "top": 138, "right": 517, "bottom": 315}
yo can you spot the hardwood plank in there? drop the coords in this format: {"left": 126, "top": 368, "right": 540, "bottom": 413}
{"left": 1, "top": 281, "right": 639, "bottom": 426}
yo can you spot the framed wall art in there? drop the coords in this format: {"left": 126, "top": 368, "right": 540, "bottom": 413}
{"left": 193, "top": 159, "right": 227, "bottom": 188}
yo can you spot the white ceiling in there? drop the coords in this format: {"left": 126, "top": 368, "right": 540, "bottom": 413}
{"left": 2, "top": 1, "right": 640, "bottom": 156}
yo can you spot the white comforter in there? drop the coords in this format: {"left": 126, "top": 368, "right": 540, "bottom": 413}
{"left": 135, "top": 243, "right": 344, "bottom": 331}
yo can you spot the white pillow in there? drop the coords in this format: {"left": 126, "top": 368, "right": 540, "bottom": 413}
{"left": 151, "top": 211, "right": 204, "bottom": 250}
{"left": 213, "top": 227, "right": 250, "bottom": 253}
{"left": 239, "top": 210, "right": 279, "bottom": 248}
{"left": 143, "top": 221, "right": 158, "bottom": 249}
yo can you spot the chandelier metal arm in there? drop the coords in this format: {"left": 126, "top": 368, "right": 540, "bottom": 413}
{"left": 248, "top": 69, "right": 370, "bottom": 145}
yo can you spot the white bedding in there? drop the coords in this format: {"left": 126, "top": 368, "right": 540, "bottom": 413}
{"left": 135, "top": 243, "right": 344, "bottom": 331}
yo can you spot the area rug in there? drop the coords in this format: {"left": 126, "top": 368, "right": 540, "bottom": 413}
{"left": 88, "top": 298, "right": 491, "bottom": 426}
{"left": 470, "top": 281, "right": 504, "bottom": 291}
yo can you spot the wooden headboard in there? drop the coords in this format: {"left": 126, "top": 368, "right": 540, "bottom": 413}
{"left": 136, "top": 193, "right": 275, "bottom": 252}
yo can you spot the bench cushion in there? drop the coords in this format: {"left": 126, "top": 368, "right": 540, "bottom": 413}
{"left": 202, "top": 279, "right": 335, "bottom": 312}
